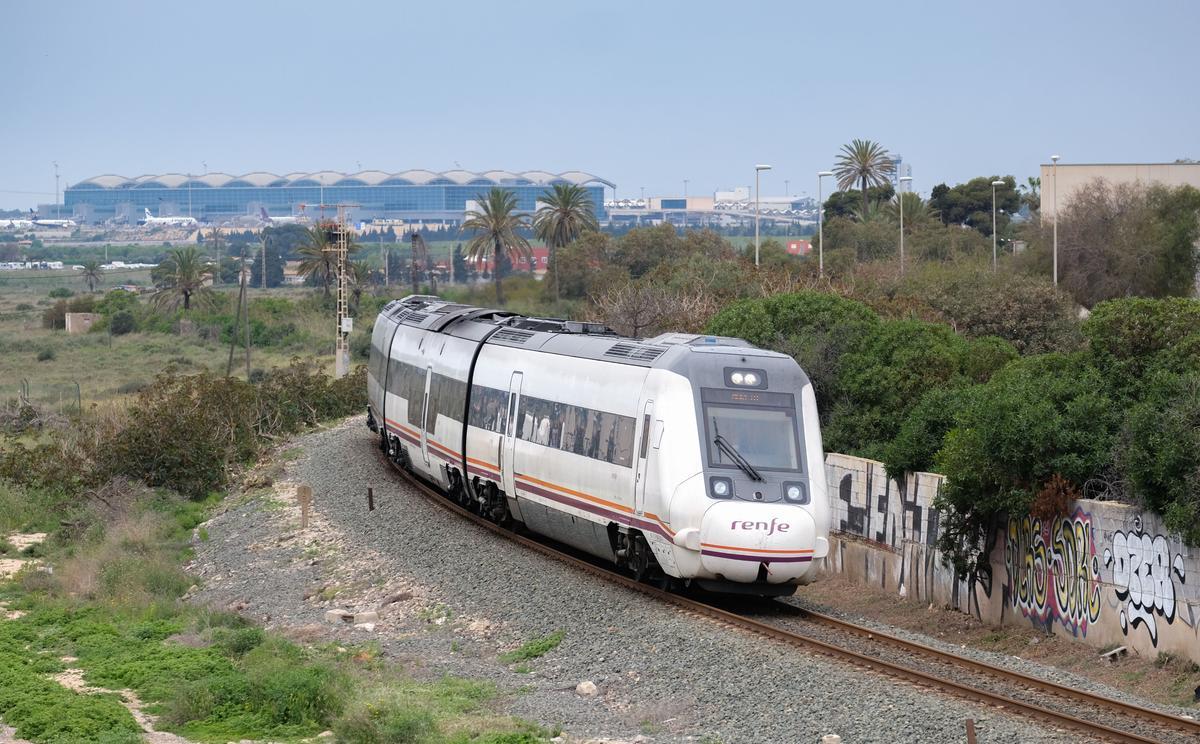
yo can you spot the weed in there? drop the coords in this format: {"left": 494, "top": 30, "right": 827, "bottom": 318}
{"left": 197, "top": 527, "right": 209, "bottom": 542}
{"left": 36, "top": 348, "right": 55, "bottom": 362}
{"left": 418, "top": 602, "right": 453, "bottom": 625}
{"left": 450, "top": 640, "right": 462, "bottom": 653}
{"left": 513, "top": 664, "right": 532, "bottom": 674}
{"left": 498, "top": 631, "right": 565, "bottom": 664}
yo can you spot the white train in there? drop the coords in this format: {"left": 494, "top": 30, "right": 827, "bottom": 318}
{"left": 367, "top": 295, "right": 830, "bottom": 595}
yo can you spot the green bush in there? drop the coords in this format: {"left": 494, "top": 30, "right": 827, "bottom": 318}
{"left": 48, "top": 287, "right": 74, "bottom": 298}
{"left": 109, "top": 310, "right": 136, "bottom": 335}
{"left": 1119, "top": 374, "right": 1200, "bottom": 543}
{"left": 882, "top": 386, "right": 978, "bottom": 478}
{"left": 36, "top": 347, "right": 55, "bottom": 362}
{"left": 333, "top": 701, "right": 435, "bottom": 744}
{"left": 934, "top": 353, "right": 1119, "bottom": 577}
{"left": 1083, "top": 297, "right": 1200, "bottom": 398}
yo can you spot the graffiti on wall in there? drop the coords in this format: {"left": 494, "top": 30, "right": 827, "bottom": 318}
{"left": 1103, "top": 517, "right": 1188, "bottom": 647}
{"left": 835, "top": 468, "right": 939, "bottom": 551}
{"left": 1004, "top": 508, "right": 1103, "bottom": 636}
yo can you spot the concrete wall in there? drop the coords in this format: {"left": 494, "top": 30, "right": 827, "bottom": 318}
{"left": 823, "top": 453, "right": 1200, "bottom": 662}
{"left": 1039, "top": 162, "right": 1200, "bottom": 219}
{"left": 64, "top": 312, "right": 98, "bottom": 334}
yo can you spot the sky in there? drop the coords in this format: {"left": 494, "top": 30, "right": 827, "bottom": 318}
{"left": 2, "top": 0, "right": 1198, "bottom": 209}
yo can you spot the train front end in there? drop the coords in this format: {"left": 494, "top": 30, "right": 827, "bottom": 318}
{"left": 651, "top": 339, "right": 829, "bottom": 594}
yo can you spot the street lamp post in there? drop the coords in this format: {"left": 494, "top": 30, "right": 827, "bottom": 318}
{"left": 991, "top": 180, "right": 1006, "bottom": 272}
{"left": 817, "top": 171, "right": 833, "bottom": 276}
{"left": 898, "top": 176, "right": 912, "bottom": 275}
{"left": 1051, "top": 154, "right": 1060, "bottom": 286}
{"left": 754, "top": 164, "right": 771, "bottom": 266}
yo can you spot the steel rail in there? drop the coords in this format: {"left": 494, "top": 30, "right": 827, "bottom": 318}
{"left": 377, "top": 450, "right": 1195, "bottom": 743}
{"left": 782, "top": 603, "right": 1200, "bottom": 738}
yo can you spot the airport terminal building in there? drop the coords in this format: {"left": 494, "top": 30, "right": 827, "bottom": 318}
{"left": 63, "top": 169, "right": 612, "bottom": 224}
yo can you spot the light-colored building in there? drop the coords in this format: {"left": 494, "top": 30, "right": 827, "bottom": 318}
{"left": 65, "top": 312, "right": 99, "bottom": 334}
{"left": 1040, "top": 162, "right": 1200, "bottom": 218}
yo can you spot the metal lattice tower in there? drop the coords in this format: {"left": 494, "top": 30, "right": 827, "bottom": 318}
{"left": 320, "top": 204, "right": 358, "bottom": 378}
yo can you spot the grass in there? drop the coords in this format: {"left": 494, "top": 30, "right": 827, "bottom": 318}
{"left": 498, "top": 631, "right": 565, "bottom": 665}
{"left": 0, "top": 478, "right": 549, "bottom": 744}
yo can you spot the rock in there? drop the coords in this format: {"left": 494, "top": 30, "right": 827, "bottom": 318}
{"left": 317, "top": 732, "right": 334, "bottom": 740}
{"left": 379, "top": 591, "right": 413, "bottom": 607}
{"left": 353, "top": 610, "right": 379, "bottom": 624}
{"left": 354, "top": 622, "right": 376, "bottom": 632}
{"left": 821, "top": 736, "right": 842, "bottom": 744}
{"left": 324, "top": 608, "right": 353, "bottom": 624}
{"left": 575, "top": 680, "right": 598, "bottom": 697}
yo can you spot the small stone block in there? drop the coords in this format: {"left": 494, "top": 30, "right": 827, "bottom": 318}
{"left": 575, "top": 680, "right": 598, "bottom": 697}
{"left": 324, "top": 609, "right": 353, "bottom": 624}
{"left": 353, "top": 610, "right": 380, "bottom": 624}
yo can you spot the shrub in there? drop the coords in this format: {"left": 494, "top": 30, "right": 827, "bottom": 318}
{"left": 334, "top": 698, "right": 435, "bottom": 744}
{"left": 934, "top": 354, "right": 1119, "bottom": 577}
{"left": 48, "top": 287, "right": 74, "bottom": 298}
{"left": 1083, "top": 297, "right": 1200, "bottom": 398}
{"left": 15, "top": 302, "right": 32, "bottom": 311}
{"left": 882, "top": 386, "right": 978, "bottom": 478}
{"left": 1118, "top": 373, "right": 1200, "bottom": 544}
{"left": 36, "top": 347, "right": 55, "bottom": 362}
{"left": 110, "top": 309, "right": 137, "bottom": 335}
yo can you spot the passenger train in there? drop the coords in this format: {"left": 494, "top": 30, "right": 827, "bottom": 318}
{"left": 367, "top": 295, "right": 830, "bottom": 595}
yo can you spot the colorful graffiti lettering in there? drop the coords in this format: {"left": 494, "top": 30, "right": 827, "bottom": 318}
{"left": 1103, "top": 517, "right": 1187, "bottom": 647}
{"left": 1004, "top": 508, "right": 1102, "bottom": 636}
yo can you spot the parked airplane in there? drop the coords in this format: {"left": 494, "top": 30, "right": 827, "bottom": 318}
{"left": 259, "top": 206, "right": 308, "bottom": 225}
{"left": 29, "top": 209, "right": 77, "bottom": 228}
{"left": 1, "top": 217, "right": 34, "bottom": 229}
{"left": 140, "top": 208, "right": 198, "bottom": 227}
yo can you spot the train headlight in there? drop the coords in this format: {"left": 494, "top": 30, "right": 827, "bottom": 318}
{"left": 724, "top": 367, "right": 767, "bottom": 389}
{"left": 783, "top": 481, "right": 808, "bottom": 504}
{"left": 709, "top": 476, "right": 733, "bottom": 499}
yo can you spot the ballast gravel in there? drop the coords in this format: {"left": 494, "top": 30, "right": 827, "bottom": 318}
{"left": 189, "top": 418, "right": 1082, "bottom": 743}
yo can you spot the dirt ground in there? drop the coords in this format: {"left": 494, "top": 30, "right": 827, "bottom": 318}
{"left": 794, "top": 573, "right": 1200, "bottom": 710}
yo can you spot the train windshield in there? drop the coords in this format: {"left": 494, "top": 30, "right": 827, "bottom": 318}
{"left": 704, "top": 404, "right": 801, "bottom": 472}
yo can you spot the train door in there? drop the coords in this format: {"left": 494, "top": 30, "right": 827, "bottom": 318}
{"left": 633, "top": 400, "right": 654, "bottom": 515}
{"left": 500, "top": 371, "right": 523, "bottom": 498}
{"left": 420, "top": 366, "right": 432, "bottom": 466}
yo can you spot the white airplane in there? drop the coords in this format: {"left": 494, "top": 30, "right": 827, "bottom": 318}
{"left": 1, "top": 217, "right": 34, "bottom": 229}
{"left": 259, "top": 206, "right": 308, "bottom": 225}
{"left": 29, "top": 209, "right": 77, "bottom": 228}
{"left": 140, "top": 208, "right": 198, "bottom": 227}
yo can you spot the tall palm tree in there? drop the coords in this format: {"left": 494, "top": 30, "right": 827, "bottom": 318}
{"left": 461, "top": 188, "right": 531, "bottom": 305}
{"left": 533, "top": 183, "right": 598, "bottom": 302}
{"left": 833, "top": 139, "right": 896, "bottom": 216}
{"left": 80, "top": 260, "right": 102, "bottom": 293}
{"left": 298, "top": 223, "right": 359, "bottom": 296}
{"left": 151, "top": 246, "right": 213, "bottom": 312}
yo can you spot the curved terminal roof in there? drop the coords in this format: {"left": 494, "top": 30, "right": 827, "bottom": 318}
{"left": 71, "top": 169, "right": 615, "bottom": 190}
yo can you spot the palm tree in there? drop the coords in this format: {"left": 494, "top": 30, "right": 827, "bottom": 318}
{"left": 885, "top": 192, "right": 938, "bottom": 231}
{"left": 833, "top": 139, "right": 896, "bottom": 216}
{"left": 348, "top": 260, "right": 372, "bottom": 313}
{"left": 461, "top": 188, "right": 531, "bottom": 305}
{"left": 298, "top": 223, "right": 359, "bottom": 296}
{"left": 80, "top": 260, "right": 102, "bottom": 293}
{"left": 533, "top": 183, "right": 598, "bottom": 302}
{"left": 151, "top": 246, "right": 213, "bottom": 312}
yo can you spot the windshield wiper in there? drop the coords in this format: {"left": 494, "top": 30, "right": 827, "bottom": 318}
{"left": 712, "top": 418, "right": 764, "bottom": 481}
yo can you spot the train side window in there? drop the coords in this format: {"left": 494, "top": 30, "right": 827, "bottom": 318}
{"left": 613, "top": 415, "right": 635, "bottom": 467}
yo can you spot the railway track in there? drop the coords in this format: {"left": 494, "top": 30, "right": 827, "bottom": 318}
{"left": 379, "top": 451, "right": 1200, "bottom": 743}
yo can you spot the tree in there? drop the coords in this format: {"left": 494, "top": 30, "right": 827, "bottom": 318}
{"left": 1019, "top": 176, "right": 1041, "bottom": 213}
{"left": 250, "top": 237, "right": 285, "bottom": 288}
{"left": 348, "top": 260, "right": 374, "bottom": 314}
{"left": 534, "top": 183, "right": 599, "bottom": 302}
{"left": 927, "top": 176, "right": 1020, "bottom": 235}
{"left": 452, "top": 243, "right": 468, "bottom": 284}
{"left": 461, "top": 187, "right": 531, "bottom": 305}
{"left": 823, "top": 184, "right": 895, "bottom": 221}
{"left": 298, "top": 222, "right": 359, "bottom": 296}
{"left": 80, "top": 260, "right": 102, "bottom": 293}
{"left": 885, "top": 192, "right": 938, "bottom": 232}
{"left": 1053, "top": 181, "right": 1200, "bottom": 307}
{"left": 151, "top": 246, "right": 214, "bottom": 312}
{"left": 833, "top": 139, "right": 896, "bottom": 215}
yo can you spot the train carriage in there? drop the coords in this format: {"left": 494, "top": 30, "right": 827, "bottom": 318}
{"left": 368, "top": 295, "right": 829, "bottom": 595}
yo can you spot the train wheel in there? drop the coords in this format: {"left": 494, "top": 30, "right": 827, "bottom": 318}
{"left": 487, "top": 484, "right": 513, "bottom": 529}
{"left": 627, "top": 533, "right": 651, "bottom": 582}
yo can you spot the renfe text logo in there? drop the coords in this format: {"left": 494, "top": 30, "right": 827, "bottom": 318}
{"left": 731, "top": 518, "right": 790, "bottom": 536}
